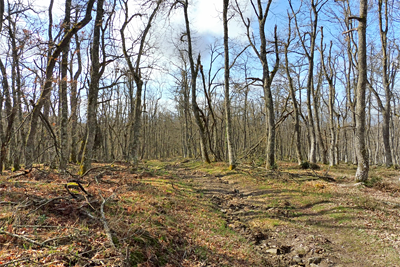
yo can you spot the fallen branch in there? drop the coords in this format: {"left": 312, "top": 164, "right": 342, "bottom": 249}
{"left": 7, "top": 169, "right": 31, "bottom": 179}
{"left": 79, "top": 167, "right": 102, "bottom": 178}
{"left": 0, "top": 230, "right": 53, "bottom": 248}
{"left": 0, "top": 201, "right": 19, "bottom": 205}
{"left": 42, "top": 233, "right": 81, "bottom": 246}
{"left": 0, "top": 256, "right": 30, "bottom": 267}
{"left": 239, "top": 135, "right": 266, "bottom": 160}
{"left": 0, "top": 252, "right": 61, "bottom": 267}
{"left": 98, "top": 191, "right": 116, "bottom": 248}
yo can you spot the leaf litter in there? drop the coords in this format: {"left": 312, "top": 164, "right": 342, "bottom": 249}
{"left": 0, "top": 160, "right": 399, "bottom": 266}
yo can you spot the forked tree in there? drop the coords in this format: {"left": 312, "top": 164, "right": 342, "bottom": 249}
{"left": 235, "top": 0, "right": 279, "bottom": 169}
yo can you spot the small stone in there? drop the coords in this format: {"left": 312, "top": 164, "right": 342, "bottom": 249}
{"left": 220, "top": 209, "right": 227, "bottom": 213}
{"left": 266, "top": 248, "right": 279, "bottom": 255}
{"left": 292, "top": 255, "right": 302, "bottom": 264}
{"left": 308, "top": 257, "right": 322, "bottom": 264}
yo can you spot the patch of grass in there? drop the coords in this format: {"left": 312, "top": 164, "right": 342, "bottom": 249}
{"left": 249, "top": 218, "right": 284, "bottom": 230}
{"left": 364, "top": 176, "right": 382, "bottom": 188}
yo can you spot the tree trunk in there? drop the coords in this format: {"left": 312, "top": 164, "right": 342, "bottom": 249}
{"left": 354, "top": 0, "right": 369, "bottom": 182}
{"left": 182, "top": 0, "right": 210, "bottom": 164}
{"left": 284, "top": 15, "right": 302, "bottom": 165}
{"left": 58, "top": 0, "right": 71, "bottom": 170}
{"left": 69, "top": 28, "right": 82, "bottom": 163}
{"left": 25, "top": 0, "right": 95, "bottom": 168}
{"left": 80, "top": 0, "right": 104, "bottom": 174}
{"left": 223, "top": 0, "right": 236, "bottom": 170}
{"left": 379, "top": 0, "right": 392, "bottom": 167}
{"left": 120, "top": 0, "right": 162, "bottom": 167}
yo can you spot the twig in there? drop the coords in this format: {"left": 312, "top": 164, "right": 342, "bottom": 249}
{"left": 7, "top": 169, "right": 31, "bottom": 179}
{"left": 14, "top": 225, "right": 66, "bottom": 229}
{"left": 0, "top": 256, "right": 30, "bottom": 266}
{"left": 94, "top": 170, "right": 107, "bottom": 184}
{"left": 0, "top": 201, "right": 19, "bottom": 205}
{"left": 0, "top": 252, "right": 61, "bottom": 267}
{"left": 42, "top": 233, "right": 80, "bottom": 245}
{"left": 0, "top": 230, "right": 53, "bottom": 248}
{"left": 79, "top": 167, "right": 102, "bottom": 178}
{"left": 98, "top": 191, "right": 116, "bottom": 248}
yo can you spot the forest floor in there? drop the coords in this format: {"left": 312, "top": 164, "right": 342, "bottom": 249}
{"left": 0, "top": 159, "right": 400, "bottom": 266}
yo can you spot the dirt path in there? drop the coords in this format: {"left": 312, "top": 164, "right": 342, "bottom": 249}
{"left": 172, "top": 163, "right": 400, "bottom": 267}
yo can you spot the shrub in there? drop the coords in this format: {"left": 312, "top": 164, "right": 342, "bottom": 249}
{"left": 300, "top": 161, "right": 310, "bottom": 169}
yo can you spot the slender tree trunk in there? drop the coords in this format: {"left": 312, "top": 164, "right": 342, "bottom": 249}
{"left": 320, "top": 30, "right": 337, "bottom": 166}
{"left": 25, "top": 0, "right": 95, "bottom": 168}
{"left": 58, "top": 0, "right": 71, "bottom": 170}
{"left": 80, "top": 0, "right": 104, "bottom": 174}
{"left": 69, "top": 29, "right": 82, "bottom": 163}
{"left": 236, "top": 0, "right": 279, "bottom": 169}
{"left": 313, "top": 73, "right": 327, "bottom": 164}
{"left": 284, "top": 16, "right": 302, "bottom": 165}
{"left": 120, "top": 0, "right": 162, "bottom": 167}
{"left": 354, "top": 0, "right": 369, "bottom": 182}
{"left": 290, "top": 0, "right": 325, "bottom": 164}
{"left": 379, "top": 0, "right": 392, "bottom": 167}
{"left": 182, "top": 0, "right": 210, "bottom": 164}
{"left": 329, "top": 83, "right": 337, "bottom": 166}
{"left": 223, "top": 0, "right": 235, "bottom": 170}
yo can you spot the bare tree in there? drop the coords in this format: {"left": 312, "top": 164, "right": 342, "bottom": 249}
{"left": 223, "top": 0, "right": 236, "bottom": 170}
{"left": 284, "top": 12, "right": 303, "bottom": 165}
{"left": 69, "top": 10, "right": 83, "bottom": 163}
{"left": 25, "top": 0, "right": 95, "bottom": 169}
{"left": 367, "top": 0, "right": 393, "bottom": 167}
{"left": 290, "top": 0, "right": 327, "bottom": 164}
{"left": 351, "top": 0, "right": 369, "bottom": 182}
{"left": 120, "top": 0, "right": 163, "bottom": 167}
{"left": 235, "top": 0, "right": 279, "bottom": 169}
{"left": 178, "top": 0, "right": 211, "bottom": 164}
{"left": 80, "top": 0, "right": 110, "bottom": 174}
{"left": 58, "top": 0, "right": 72, "bottom": 170}
{"left": 320, "top": 27, "right": 338, "bottom": 166}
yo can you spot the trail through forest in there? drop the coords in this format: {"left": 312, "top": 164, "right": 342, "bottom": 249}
{"left": 184, "top": 163, "right": 400, "bottom": 266}
{"left": 0, "top": 160, "right": 400, "bottom": 266}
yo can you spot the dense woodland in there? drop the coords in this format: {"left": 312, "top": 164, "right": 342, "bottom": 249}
{"left": 0, "top": 0, "right": 399, "bottom": 181}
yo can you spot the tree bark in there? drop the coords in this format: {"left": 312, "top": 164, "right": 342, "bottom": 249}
{"left": 378, "top": 0, "right": 392, "bottom": 167}
{"left": 284, "top": 14, "right": 302, "bottom": 165}
{"left": 223, "top": 0, "right": 236, "bottom": 170}
{"left": 80, "top": 0, "right": 105, "bottom": 174}
{"left": 354, "top": 0, "right": 369, "bottom": 182}
{"left": 69, "top": 27, "right": 82, "bottom": 163}
{"left": 58, "top": 0, "right": 71, "bottom": 170}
